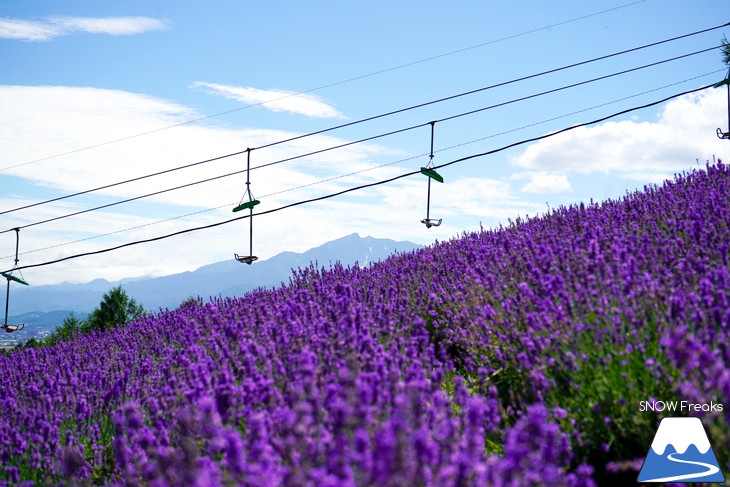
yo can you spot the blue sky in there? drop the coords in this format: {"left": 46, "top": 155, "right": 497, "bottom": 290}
{"left": 0, "top": 0, "right": 728, "bottom": 285}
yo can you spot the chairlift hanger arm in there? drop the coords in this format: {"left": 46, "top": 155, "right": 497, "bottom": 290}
{"left": 233, "top": 149, "right": 261, "bottom": 212}
{"left": 3, "top": 229, "right": 29, "bottom": 285}
{"left": 717, "top": 71, "right": 730, "bottom": 140}
{"left": 421, "top": 122, "right": 443, "bottom": 227}
{"left": 2, "top": 273, "right": 29, "bottom": 286}
{"left": 233, "top": 149, "right": 260, "bottom": 264}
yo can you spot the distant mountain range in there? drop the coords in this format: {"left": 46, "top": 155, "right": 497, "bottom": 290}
{"left": 7, "top": 233, "right": 421, "bottom": 333}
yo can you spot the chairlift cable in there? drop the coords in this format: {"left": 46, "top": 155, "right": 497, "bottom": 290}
{"left": 0, "top": 0, "right": 659, "bottom": 174}
{"left": 434, "top": 45, "right": 720, "bottom": 124}
{"left": 0, "top": 83, "right": 715, "bottom": 275}
{"left": 1, "top": 24, "right": 727, "bottom": 217}
{"left": 0, "top": 45, "right": 720, "bottom": 236}
{"left": 2, "top": 69, "right": 722, "bottom": 262}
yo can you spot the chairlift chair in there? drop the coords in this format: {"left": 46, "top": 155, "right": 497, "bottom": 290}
{"left": 232, "top": 196, "right": 261, "bottom": 213}
{"left": 420, "top": 167, "right": 444, "bottom": 183}
{"left": 1, "top": 272, "right": 28, "bottom": 286}
{"left": 2, "top": 323, "right": 24, "bottom": 333}
{"left": 234, "top": 254, "right": 258, "bottom": 265}
{"left": 233, "top": 149, "right": 261, "bottom": 265}
{"left": 420, "top": 165, "right": 444, "bottom": 227}
{"left": 2, "top": 229, "right": 29, "bottom": 333}
{"left": 421, "top": 122, "right": 443, "bottom": 228}
{"left": 3, "top": 270, "right": 28, "bottom": 333}
{"left": 420, "top": 218, "right": 442, "bottom": 228}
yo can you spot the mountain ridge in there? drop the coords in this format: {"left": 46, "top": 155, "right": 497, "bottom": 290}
{"left": 8, "top": 233, "right": 422, "bottom": 320}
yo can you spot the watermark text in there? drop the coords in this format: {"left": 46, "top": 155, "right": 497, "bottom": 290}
{"left": 639, "top": 400, "right": 724, "bottom": 413}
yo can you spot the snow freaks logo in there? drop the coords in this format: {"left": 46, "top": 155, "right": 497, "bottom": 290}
{"left": 639, "top": 400, "right": 723, "bottom": 413}
{"left": 637, "top": 417, "right": 725, "bottom": 483}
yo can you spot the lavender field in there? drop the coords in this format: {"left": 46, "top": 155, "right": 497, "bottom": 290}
{"left": 2, "top": 162, "right": 730, "bottom": 486}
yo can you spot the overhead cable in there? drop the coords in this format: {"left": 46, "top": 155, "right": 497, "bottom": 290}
{"left": 0, "top": 0, "right": 652, "bottom": 173}
{"left": 3, "top": 68, "right": 723, "bottom": 262}
{"left": 0, "top": 82, "right": 715, "bottom": 275}
{"left": 0, "top": 45, "right": 720, "bottom": 235}
{"left": 2, "top": 22, "right": 727, "bottom": 216}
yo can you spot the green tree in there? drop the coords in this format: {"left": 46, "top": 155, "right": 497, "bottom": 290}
{"left": 23, "top": 337, "right": 42, "bottom": 348}
{"left": 81, "top": 285, "right": 144, "bottom": 333}
{"left": 44, "top": 312, "right": 84, "bottom": 346}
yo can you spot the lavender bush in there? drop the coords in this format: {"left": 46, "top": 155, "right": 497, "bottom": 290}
{"left": 1, "top": 162, "right": 729, "bottom": 485}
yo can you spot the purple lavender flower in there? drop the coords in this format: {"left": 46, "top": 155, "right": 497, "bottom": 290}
{"left": 2, "top": 162, "right": 730, "bottom": 484}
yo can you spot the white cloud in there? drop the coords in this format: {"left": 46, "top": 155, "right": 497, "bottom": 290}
{"left": 510, "top": 88, "right": 729, "bottom": 177}
{"left": 0, "top": 85, "right": 579, "bottom": 285}
{"left": 0, "top": 85, "right": 418, "bottom": 283}
{"left": 617, "top": 171, "right": 675, "bottom": 184}
{"left": 442, "top": 177, "right": 542, "bottom": 219}
{"left": 50, "top": 16, "right": 169, "bottom": 36}
{"left": 0, "top": 85, "right": 382, "bottom": 205}
{"left": 0, "top": 83, "right": 545, "bottom": 284}
{"left": 192, "top": 82, "right": 345, "bottom": 119}
{"left": 0, "top": 18, "right": 60, "bottom": 41}
{"left": 512, "top": 171, "right": 572, "bottom": 194}
{"left": 376, "top": 176, "right": 540, "bottom": 225}
{"left": 3, "top": 83, "right": 727, "bottom": 286}
{"left": 0, "top": 16, "right": 168, "bottom": 41}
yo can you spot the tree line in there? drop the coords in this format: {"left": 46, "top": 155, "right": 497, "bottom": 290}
{"left": 23, "top": 285, "right": 144, "bottom": 348}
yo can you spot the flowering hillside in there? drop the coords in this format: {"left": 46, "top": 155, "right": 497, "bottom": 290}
{"left": 1, "top": 162, "right": 729, "bottom": 486}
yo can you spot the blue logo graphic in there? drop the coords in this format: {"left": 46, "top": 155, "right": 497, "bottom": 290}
{"left": 638, "top": 417, "right": 725, "bottom": 483}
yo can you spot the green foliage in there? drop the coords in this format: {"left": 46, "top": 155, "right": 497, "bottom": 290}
{"left": 722, "top": 35, "right": 730, "bottom": 67}
{"left": 44, "top": 312, "right": 83, "bottom": 346}
{"left": 543, "top": 315, "right": 679, "bottom": 479}
{"left": 37, "top": 286, "right": 145, "bottom": 348}
{"left": 22, "top": 337, "right": 42, "bottom": 348}
{"left": 81, "top": 285, "right": 144, "bottom": 333}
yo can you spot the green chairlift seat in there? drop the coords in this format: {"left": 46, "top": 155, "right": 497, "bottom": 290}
{"left": 420, "top": 167, "right": 444, "bottom": 183}
{"left": 2, "top": 272, "right": 29, "bottom": 286}
{"left": 232, "top": 199, "right": 261, "bottom": 213}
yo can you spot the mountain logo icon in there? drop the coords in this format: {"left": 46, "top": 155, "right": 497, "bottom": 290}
{"left": 638, "top": 417, "right": 725, "bottom": 483}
